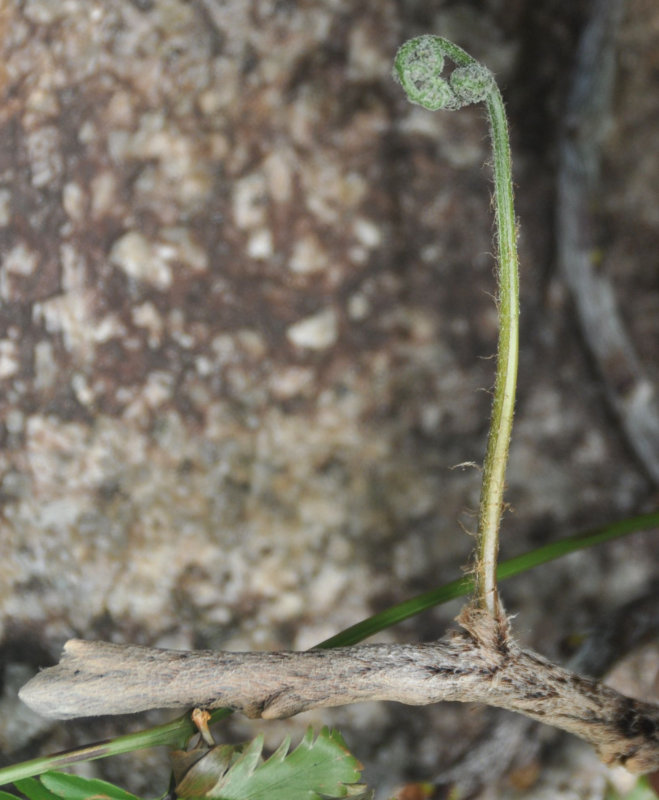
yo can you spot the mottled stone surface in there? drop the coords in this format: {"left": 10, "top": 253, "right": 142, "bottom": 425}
{"left": 0, "top": 0, "right": 657, "bottom": 796}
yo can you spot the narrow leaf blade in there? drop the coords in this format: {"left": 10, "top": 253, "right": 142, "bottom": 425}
{"left": 12, "top": 778, "right": 60, "bottom": 800}
{"left": 38, "top": 772, "right": 141, "bottom": 800}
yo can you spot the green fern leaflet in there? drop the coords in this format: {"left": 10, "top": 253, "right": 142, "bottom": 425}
{"left": 173, "top": 726, "right": 372, "bottom": 799}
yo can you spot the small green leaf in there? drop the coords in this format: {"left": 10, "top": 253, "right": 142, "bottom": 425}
{"left": 38, "top": 772, "right": 141, "bottom": 800}
{"left": 12, "top": 777, "right": 60, "bottom": 800}
{"left": 0, "top": 791, "right": 23, "bottom": 800}
{"left": 174, "top": 744, "right": 243, "bottom": 797}
{"left": 171, "top": 742, "right": 238, "bottom": 788}
{"left": 175, "top": 727, "right": 370, "bottom": 800}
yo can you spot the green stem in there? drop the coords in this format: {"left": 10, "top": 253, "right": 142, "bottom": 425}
{"left": 393, "top": 36, "right": 519, "bottom": 616}
{"left": 477, "top": 87, "right": 519, "bottom": 617}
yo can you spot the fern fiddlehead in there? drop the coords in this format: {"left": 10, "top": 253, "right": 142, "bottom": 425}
{"left": 394, "top": 36, "right": 520, "bottom": 619}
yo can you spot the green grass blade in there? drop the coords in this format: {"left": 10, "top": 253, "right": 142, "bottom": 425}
{"left": 39, "top": 772, "right": 141, "bottom": 800}
{"left": 0, "top": 715, "right": 195, "bottom": 786}
{"left": 317, "top": 511, "right": 659, "bottom": 648}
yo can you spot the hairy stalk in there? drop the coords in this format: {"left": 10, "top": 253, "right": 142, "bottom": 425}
{"left": 479, "top": 88, "right": 519, "bottom": 617}
{"left": 393, "top": 37, "right": 519, "bottom": 616}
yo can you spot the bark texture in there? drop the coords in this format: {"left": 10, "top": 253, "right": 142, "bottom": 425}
{"left": 19, "top": 608, "right": 659, "bottom": 774}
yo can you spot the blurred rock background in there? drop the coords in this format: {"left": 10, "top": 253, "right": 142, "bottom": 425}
{"left": 0, "top": 0, "right": 657, "bottom": 796}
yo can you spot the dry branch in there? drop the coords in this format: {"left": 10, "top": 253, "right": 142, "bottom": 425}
{"left": 19, "top": 608, "right": 659, "bottom": 774}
